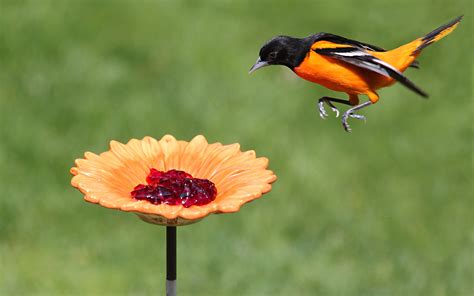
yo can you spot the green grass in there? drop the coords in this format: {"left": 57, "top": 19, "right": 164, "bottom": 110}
{"left": 0, "top": 0, "right": 472, "bottom": 295}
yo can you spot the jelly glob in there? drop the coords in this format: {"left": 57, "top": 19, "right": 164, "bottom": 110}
{"left": 131, "top": 169, "right": 217, "bottom": 208}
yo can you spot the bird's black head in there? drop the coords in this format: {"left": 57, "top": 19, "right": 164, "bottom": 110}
{"left": 249, "top": 35, "right": 313, "bottom": 73}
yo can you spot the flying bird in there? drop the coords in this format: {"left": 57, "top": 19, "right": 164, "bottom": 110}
{"left": 250, "top": 16, "right": 462, "bottom": 132}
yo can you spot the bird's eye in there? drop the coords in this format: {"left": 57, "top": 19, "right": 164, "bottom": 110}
{"left": 268, "top": 51, "right": 277, "bottom": 59}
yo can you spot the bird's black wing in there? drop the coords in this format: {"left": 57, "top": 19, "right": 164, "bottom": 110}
{"left": 312, "top": 32, "right": 387, "bottom": 52}
{"left": 315, "top": 47, "right": 428, "bottom": 97}
{"left": 312, "top": 33, "right": 419, "bottom": 68}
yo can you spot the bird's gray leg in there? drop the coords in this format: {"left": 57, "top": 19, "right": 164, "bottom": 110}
{"left": 318, "top": 97, "right": 351, "bottom": 119}
{"left": 342, "top": 101, "right": 372, "bottom": 132}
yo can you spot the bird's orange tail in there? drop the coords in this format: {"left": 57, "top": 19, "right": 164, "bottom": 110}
{"left": 376, "top": 15, "right": 463, "bottom": 72}
{"left": 413, "top": 15, "right": 463, "bottom": 54}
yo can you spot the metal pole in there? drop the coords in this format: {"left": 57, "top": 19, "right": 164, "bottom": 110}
{"left": 166, "top": 226, "right": 177, "bottom": 296}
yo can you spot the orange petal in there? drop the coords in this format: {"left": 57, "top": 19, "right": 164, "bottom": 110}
{"left": 178, "top": 135, "right": 208, "bottom": 175}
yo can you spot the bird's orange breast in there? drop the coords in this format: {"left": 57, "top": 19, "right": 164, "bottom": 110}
{"left": 293, "top": 44, "right": 380, "bottom": 95}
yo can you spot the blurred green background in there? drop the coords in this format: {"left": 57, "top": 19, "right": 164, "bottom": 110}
{"left": 1, "top": 0, "right": 472, "bottom": 295}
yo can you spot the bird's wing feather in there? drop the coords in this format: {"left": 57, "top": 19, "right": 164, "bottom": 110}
{"left": 312, "top": 33, "right": 387, "bottom": 52}
{"left": 315, "top": 47, "right": 428, "bottom": 98}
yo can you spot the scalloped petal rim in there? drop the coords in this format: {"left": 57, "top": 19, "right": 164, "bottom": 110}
{"left": 71, "top": 135, "right": 277, "bottom": 226}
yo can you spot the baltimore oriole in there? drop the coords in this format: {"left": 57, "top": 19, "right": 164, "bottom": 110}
{"left": 250, "top": 16, "right": 462, "bottom": 132}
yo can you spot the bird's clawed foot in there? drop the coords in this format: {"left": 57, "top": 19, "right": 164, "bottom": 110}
{"left": 342, "top": 111, "right": 367, "bottom": 132}
{"left": 317, "top": 97, "right": 371, "bottom": 132}
{"left": 318, "top": 98, "right": 340, "bottom": 119}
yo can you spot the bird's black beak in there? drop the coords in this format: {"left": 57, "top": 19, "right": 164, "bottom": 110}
{"left": 249, "top": 57, "right": 269, "bottom": 74}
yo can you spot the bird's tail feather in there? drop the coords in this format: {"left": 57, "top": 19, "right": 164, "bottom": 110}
{"left": 413, "top": 15, "right": 463, "bottom": 54}
{"left": 377, "top": 15, "right": 462, "bottom": 72}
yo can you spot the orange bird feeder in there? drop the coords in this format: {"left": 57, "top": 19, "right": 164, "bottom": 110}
{"left": 71, "top": 135, "right": 277, "bottom": 295}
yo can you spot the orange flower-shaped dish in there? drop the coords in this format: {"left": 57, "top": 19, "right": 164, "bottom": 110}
{"left": 71, "top": 135, "right": 277, "bottom": 226}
